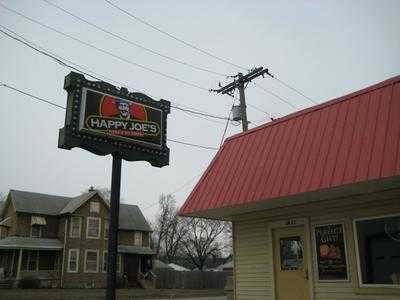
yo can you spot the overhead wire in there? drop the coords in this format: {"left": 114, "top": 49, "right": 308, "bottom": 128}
{"left": 104, "top": 0, "right": 247, "bottom": 71}
{"left": 253, "top": 82, "right": 300, "bottom": 110}
{"left": 176, "top": 109, "right": 227, "bottom": 126}
{"left": 1, "top": 3, "right": 302, "bottom": 120}
{"left": 0, "top": 82, "right": 219, "bottom": 151}
{"left": 0, "top": 3, "right": 210, "bottom": 92}
{"left": 142, "top": 170, "right": 205, "bottom": 211}
{"left": 103, "top": 0, "right": 315, "bottom": 104}
{"left": 41, "top": 0, "right": 227, "bottom": 77}
{"left": 274, "top": 77, "right": 317, "bottom": 105}
{"left": 0, "top": 25, "right": 229, "bottom": 123}
{"left": 0, "top": 82, "right": 66, "bottom": 110}
{"left": 220, "top": 97, "right": 236, "bottom": 147}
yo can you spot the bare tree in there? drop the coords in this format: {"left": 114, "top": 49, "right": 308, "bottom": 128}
{"left": 153, "top": 194, "right": 177, "bottom": 257}
{"left": 180, "top": 217, "right": 229, "bottom": 270}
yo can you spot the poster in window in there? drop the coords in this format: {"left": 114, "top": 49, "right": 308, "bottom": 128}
{"left": 314, "top": 223, "right": 348, "bottom": 280}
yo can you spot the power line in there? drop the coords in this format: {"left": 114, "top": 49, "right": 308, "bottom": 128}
{"left": 274, "top": 77, "right": 317, "bottom": 104}
{"left": 142, "top": 170, "right": 204, "bottom": 211}
{"left": 247, "top": 102, "right": 269, "bottom": 114}
{"left": 220, "top": 97, "right": 236, "bottom": 147}
{"left": 0, "top": 82, "right": 66, "bottom": 110}
{"left": 0, "top": 27, "right": 103, "bottom": 82}
{"left": 41, "top": 0, "right": 227, "bottom": 77}
{"left": 0, "top": 25, "right": 230, "bottom": 123}
{"left": 104, "top": 0, "right": 247, "bottom": 71}
{"left": 171, "top": 106, "right": 229, "bottom": 121}
{"left": 175, "top": 108, "right": 227, "bottom": 126}
{"left": 103, "top": 0, "right": 315, "bottom": 104}
{"left": 0, "top": 3, "right": 210, "bottom": 92}
{"left": 0, "top": 82, "right": 219, "bottom": 151}
{"left": 253, "top": 82, "right": 300, "bottom": 110}
{"left": 167, "top": 139, "right": 218, "bottom": 150}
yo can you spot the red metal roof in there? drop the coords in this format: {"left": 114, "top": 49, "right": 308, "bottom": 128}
{"left": 180, "top": 76, "right": 400, "bottom": 216}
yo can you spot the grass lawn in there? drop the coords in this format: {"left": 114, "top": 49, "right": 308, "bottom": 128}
{"left": 0, "top": 288, "right": 226, "bottom": 300}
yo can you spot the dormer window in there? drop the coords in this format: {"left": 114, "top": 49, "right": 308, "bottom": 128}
{"left": 30, "top": 216, "right": 46, "bottom": 238}
{"left": 134, "top": 231, "right": 142, "bottom": 246}
{"left": 90, "top": 201, "right": 100, "bottom": 213}
{"left": 31, "top": 225, "right": 41, "bottom": 238}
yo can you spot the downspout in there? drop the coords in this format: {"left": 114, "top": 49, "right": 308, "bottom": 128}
{"left": 60, "top": 218, "right": 68, "bottom": 288}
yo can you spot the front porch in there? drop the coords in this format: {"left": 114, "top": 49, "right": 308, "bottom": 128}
{"left": 0, "top": 236, "right": 63, "bottom": 287}
{"left": 119, "top": 245, "right": 155, "bottom": 288}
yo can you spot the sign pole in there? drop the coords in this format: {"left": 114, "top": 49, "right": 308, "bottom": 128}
{"left": 106, "top": 153, "right": 122, "bottom": 300}
{"left": 59, "top": 72, "right": 171, "bottom": 297}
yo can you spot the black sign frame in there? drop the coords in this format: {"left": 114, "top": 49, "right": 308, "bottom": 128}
{"left": 58, "top": 72, "right": 170, "bottom": 167}
{"left": 313, "top": 223, "right": 349, "bottom": 281}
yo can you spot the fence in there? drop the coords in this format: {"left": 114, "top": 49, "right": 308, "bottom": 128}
{"left": 155, "top": 269, "right": 231, "bottom": 289}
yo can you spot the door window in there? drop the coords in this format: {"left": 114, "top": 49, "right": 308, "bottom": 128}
{"left": 280, "top": 236, "right": 303, "bottom": 270}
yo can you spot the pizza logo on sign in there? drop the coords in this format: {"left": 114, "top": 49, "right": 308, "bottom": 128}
{"left": 85, "top": 95, "right": 160, "bottom": 138}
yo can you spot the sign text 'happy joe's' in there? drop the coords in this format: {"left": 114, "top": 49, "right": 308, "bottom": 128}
{"left": 58, "top": 72, "right": 170, "bottom": 167}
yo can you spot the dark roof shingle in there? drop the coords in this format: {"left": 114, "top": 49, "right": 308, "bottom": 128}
{"left": 3, "top": 190, "right": 151, "bottom": 232}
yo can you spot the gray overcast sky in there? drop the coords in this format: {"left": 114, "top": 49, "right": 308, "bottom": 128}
{"left": 1, "top": 0, "right": 399, "bottom": 222}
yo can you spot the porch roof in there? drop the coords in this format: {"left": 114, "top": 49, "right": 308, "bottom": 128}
{"left": 0, "top": 236, "right": 63, "bottom": 250}
{"left": 118, "top": 245, "right": 155, "bottom": 255}
{"left": 0, "top": 217, "right": 12, "bottom": 227}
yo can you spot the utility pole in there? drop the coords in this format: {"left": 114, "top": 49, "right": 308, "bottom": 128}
{"left": 211, "top": 67, "right": 272, "bottom": 132}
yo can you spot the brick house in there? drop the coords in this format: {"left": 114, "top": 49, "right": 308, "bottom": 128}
{"left": 0, "top": 189, "right": 154, "bottom": 288}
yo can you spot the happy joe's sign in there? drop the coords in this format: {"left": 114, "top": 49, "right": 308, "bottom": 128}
{"left": 59, "top": 72, "right": 170, "bottom": 167}
{"left": 81, "top": 88, "right": 162, "bottom": 147}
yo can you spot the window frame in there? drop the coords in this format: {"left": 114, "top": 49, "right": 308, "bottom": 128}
{"left": 104, "top": 220, "right": 109, "bottom": 240}
{"left": 134, "top": 231, "right": 142, "bottom": 246}
{"left": 67, "top": 249, "right": 79, "bottom": 273}
{"left": 102, "top": 251, "right": 122, "bottom": 273}
{"left": 353, "top": 213, "right": 400, "bottom": 289}
{"left": 86, "top": 217, "right": 101, "bottom": 239}
{"left": 90, "top": 201, "right": 100, "bottom": 213}
{"left": 30, "top": 225, "right": 42, "bottom": 238}
{"left": 84, "top": 249, "right": 99, "bottom": 273}
{"left": 69, "top": 216, "right": 82, "bottom": 238}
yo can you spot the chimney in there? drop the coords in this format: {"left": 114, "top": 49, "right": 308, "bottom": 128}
{"left": 89, "top": 186, "right": 95, "bottom": 192}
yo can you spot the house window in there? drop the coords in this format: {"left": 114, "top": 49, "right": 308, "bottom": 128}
{"left": 0, "top": 226, "right": 9, "bottom": 239}
{"left": 354, "top": 214, "right": 400, "bottom": 286}
{"left": 86, "top": 217, "right": 101, "bottom": 239}
{"left": 134, "top": 231, "right": 142, "bottom": 246}
{"left": 70, "top": 216, "right": 82, "bottom": 238}
{"left": 31, "top": 225, "right": 42, "bottom": 238}
{"left": 102, "top": 251, "right": 121, "bottom": 273}
{"left": 84, "top": 250, "right": 99, "bottom": 273}
{"left": 67, "top": 249, "right": 79, "bottom": 272}
{"left": 104, "top": 220, "right": 109, "bottom": 240}
{"left": 90, "top": 201, "right": 100, "bottom": 213}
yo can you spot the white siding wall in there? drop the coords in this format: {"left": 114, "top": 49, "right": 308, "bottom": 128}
{"left": 233, "top": 189, "right": 400, "bottom": 300}
{"left": 235, "top": 220, "right": 273, "bottom": 300}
